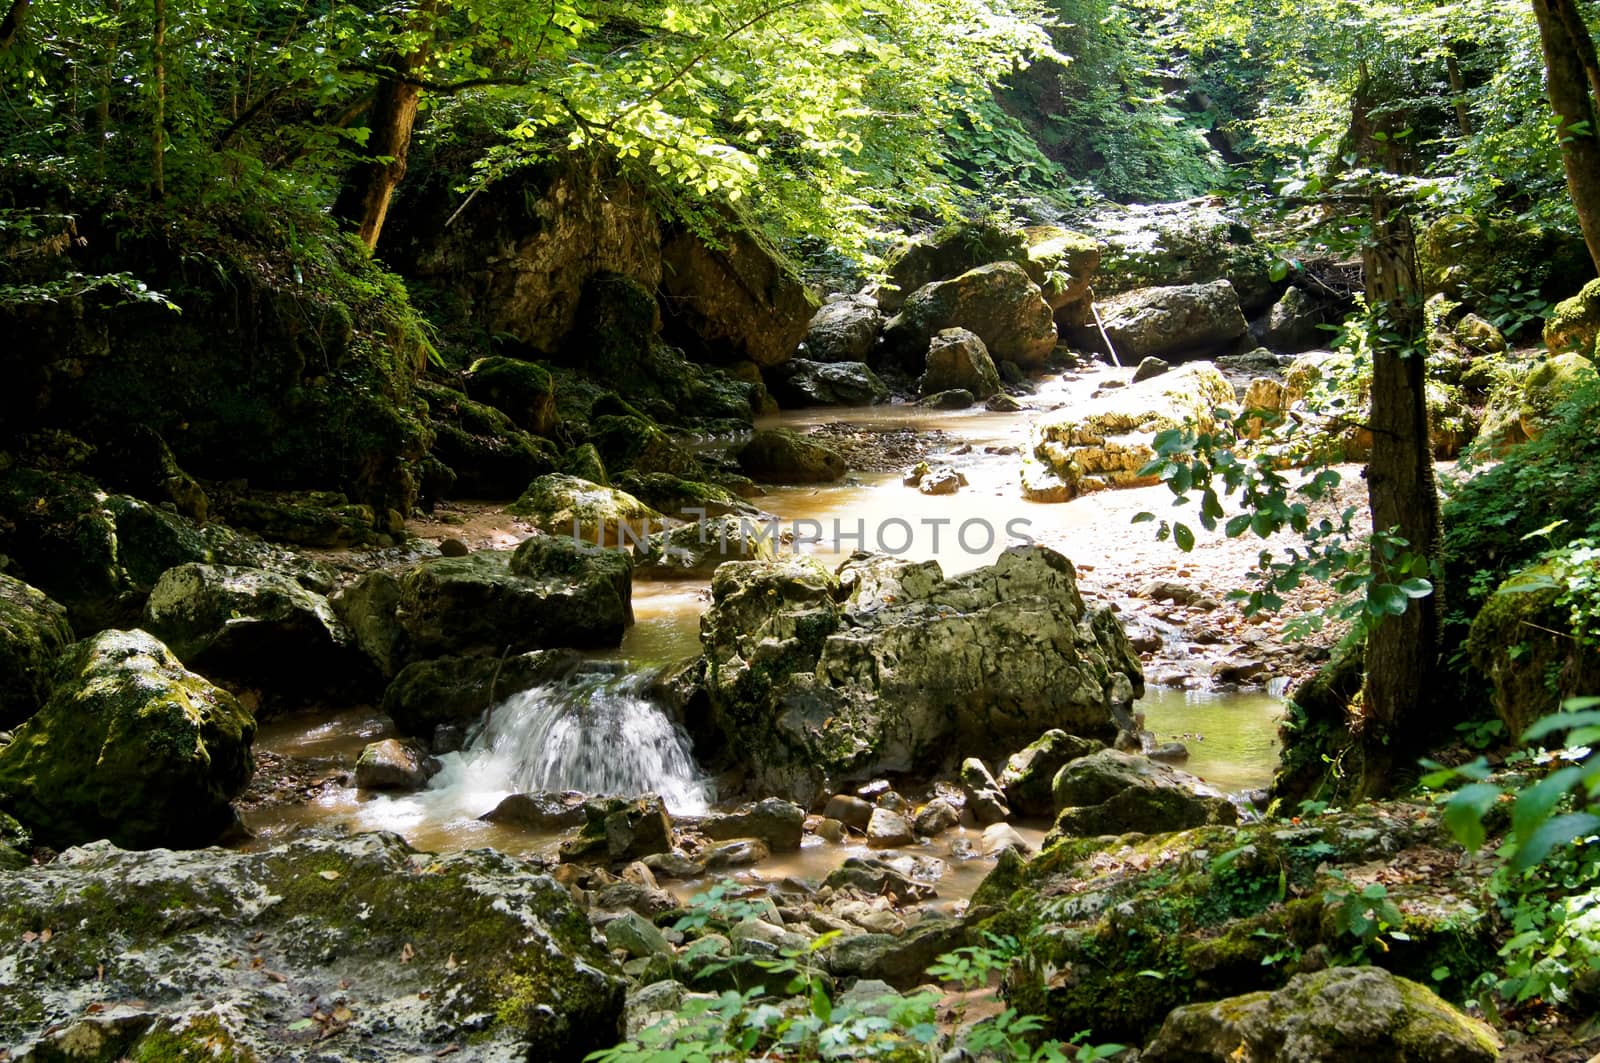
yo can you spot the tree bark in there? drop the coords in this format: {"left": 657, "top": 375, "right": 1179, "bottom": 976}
{"left": 0, "top": 0, "right": 29, "bottom": 51}
{"left": 1445, "top": 54, "right": 1472, "bottom": 137}
{"left": 1351, "top": 72, "right": 1442, "bottom": 800}
{"left": 152, "top": 0, "right": 166, "bottom": 199}
{"left": 1534, "top": 0, "right": 1600, "bottom": 274}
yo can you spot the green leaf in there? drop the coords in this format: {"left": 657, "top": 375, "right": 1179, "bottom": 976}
{"left": 1511, "top": 766, "right": 1583, "bottom": 843}
{"left": 1226, "top": 514, "right": 1252, "bottom": 537}
{"left": 1443, "top": 782, "right": 1503, "bottom": 851}
{"left": 1173, "top": 522, "right": 1195, "bottom": 552}
{"left": 1368, "top": 583, "right": 1409, "bottom": 616}
{"left": 1398, "top": 578, "right": 1433, "bottom": 599}
{"left": 1512, "top": 812, "right": 1600, "bottom": 870}
{"left": 1523, "top": 710, "right": 1600, "bottom": 743}
{"left": 1132, "top": 511, "right": 1157, "bottom": 524}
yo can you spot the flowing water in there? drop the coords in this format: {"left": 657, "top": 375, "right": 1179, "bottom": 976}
{"left": 249, "top": 365, "right": 1288, "bottom": 897}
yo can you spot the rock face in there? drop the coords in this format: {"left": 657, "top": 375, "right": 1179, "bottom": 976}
{"left": 1069, "top": 280, "right": 1249, "bottom": 362}
{"left": 508, "top": 473, "right": 664, "bottom": 540}
{"left": 1047, "top": 749, "right": 1236, "bottom": 840}
{"left": 766, "top": 358, "right": 890, "bottom": 407}
{"left": 883, "top": 262, "right": 1058, "bottom": 369}
{"left": 1141, "top": 966, "right": 1501, "bottom": 1063}
{"left": 737, "top": 429, "right": 848, "bottom": 484}
{"left": 698, "top": 547, "right": 1143, "bottom": 801}
{"left": 802, "top": 296, "right": 884, "bottom": 361}
{"left": 0, "top": 574, "right": 73, "bottom": 730}
{"left": 142, "top": 562, "right": 359, "bottom": 701}
{"left": 0, "top": 831, "right": 627, "bottom": 1061}
{"left": 920, "top": 328, "right": 1003, "bottom": 398}
{"left": 659, "top": 225, "right": 817, "bottom": 367}
{"left": 338, "top": 537, "right": 632, "bottom": 678}
{"left": 1024, "top": 362, "right": 1236, "bottom": 500}
{"left": 0, "top": 630, "right": 255, "bottom": 849}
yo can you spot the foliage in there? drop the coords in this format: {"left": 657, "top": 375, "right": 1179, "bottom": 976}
{"left": 1322, "top": 871, "right": 1408, "bottom": 960}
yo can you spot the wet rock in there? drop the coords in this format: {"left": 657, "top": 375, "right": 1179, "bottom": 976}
{"left": 1072, "top": 280, "right": 1249, "bottom": 362}
{"left": 814, "top": 817, "right": 847, "bottom": 843}
{"left": 641, "top": 849, "right": 708, "bottom": 880}
{"left": 921, "top": 328, "right": 1002, "bottom": 399}
{"left": 463, "top": 355, "right": 557, "bottom": 436}
{"left": 981, "top": 823, "right": 1033, "bottom": 858}
{"left": 914, "top": 798, "right": 961, "bottom": 836}
{"left": 961, "top": 758, "right": 1011, "bottom": 825}
{"left": 704, "top": 837, "right": 773, "bottom": 869}
{"left": 701, "top": 547, "right": 1142, "bottom": 803}
{"left": 970, "top": 844, "right": 1031, "bottom": 909}
{"left": 0, "top": 831, "right": 626, "bottom": 1061}
{"left": 883, "top": 261, "right": 1058, "bottom": 370}
{"left": 999, "top": 729, "right": 1105, "bottom": 817}
{"left": 825, "top": 793, "right": 874, "bottom": 830}
{"left": 605, "top": 911, "right": 675, "bottom": 960}
{"left": 701, "top": 797, "right": 805, "bottom": 851}
{"left": 613, "top": 471, "right": 762, "bottom": 522}
{"left": 919, "top": 388, "right": 976, "bottom": 409}
{"left": 917, "top": 466, "right": 966, "bottom": 495}
{"left": 636, "top": 516, "right": 775, "bottom": 579}
{"left": 875, "top": 790, "right": 912, "bottom": 813}
{"left": 737, "top": 428, "right": 848, "bottom": 484}
{"left": 823, "top": 856, "right": 934, "bottom": 904}
{"left": 0, "top": 630, "right": 253, "bottom": 849}
{"left": 902, "top": 461, "right": 931, "bottom": 488}
{"left": 866, "top": 807, "right": 915, "bottom": 849}
{"left": 354, "top": 738, "right": 441, "bottom": 791}
{"left": 1131, "top": 356, "right": 1171, "bottom": 383}
{"left": 142, "top": 562, "right": 360, "bottom": 704}
{"left": 382, "top": 649, "right": 584, "bottom": 740}
{"left": 1148, "top": 741, "right": 1190, "bottom": 763}
{"left": 766, "top": 358, "right": 889, "bottom": 407}
{"left": 801, "top": 296, "right": 884, "bottom": 362}
{"left": 823, "top": 918, "right": 968, "bottom": 989}
{"left": 1025, "top": 362, "right": 1236, "bottom": 499}
{"left": 1047, "top": 749, "right": 1237, "bottom": 841}
{"left": 438, "top": 536, "right": 471, "bottom": 557}
{"left": 986, "top": 393, "right": 1024, "bottom": 412}
{"left": 507, "top": 473, "right": 663, "bottom": 540}
{"left": 483, "top": 791, "right": 590, "bottom": 831}
{"left": 562, "top": 795, "right": 675, "bottom": 863}
{"left": 1140, "top": 966, "right": 1501, "bottom": 1063}
{"left": 0, "top": 574, "right": 73, "bottom": 731}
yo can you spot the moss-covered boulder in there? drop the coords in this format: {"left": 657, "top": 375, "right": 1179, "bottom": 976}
{"left": 507, "top": 473, "right": 663, "bottom": 540}
{"left": 636, "top": 516, "right": 777, "bottom": 579}
{"left": 920, "top": 328, "right": 1002, "bottom": 399}
{"left": 1088, "top": 200, "right": 1279, "bottom": 312}
{"left": 0, "top": 831, "right": 626, "bottom": 1060}
{"left": 1420, "top": 212, "right": 1589, "bottom": 310}
{"left": 765, "top": 358, "right": 890, "bottom": 407}
{"left": 1545, "top": 277, "right": 1600, "bottom": 356}
{"left": 1025, "top": 362, "right": 1236, "bottom": 499}
{"left": 998, "top": 729, "right": 1104, "bottom": 817}
{"left": 142, "top": 562, "right": 364, "bottom": 707}
{"left": 882, "top": 261, "right": 1058, "bottom": 370}
{"left": 562, "top": 442, "right": 610, "bottom": 485}
{"left": 658, "top": 224, "right": 816, "bottom": 367}
{"left": 464, "top": 355, "right": 558, "bottom": 436}
{"left": 1046, "top": 749, "right": 1237, "bottom": 841}
{"left": 382, "top": 649, "right": 585, "bottom": 739}
{"left": 699, "top": 547, "right": 1142, "bottom": 802}
{"left": 1141, "top": 966, "right": 1500, "bottom": 1062}
{"left": 612, "top": 471, "right": 762, "bottom": 521}
{"left": 0, "top": 807, "right": 32, "bottom": 869}
{"left": 1519, "top": 352, "right": 1597, "bottom": 441}
{"left": 0, "top": 574, "right": 73, "bottom": 731}
{"left": 1467, "top": 563, "right": 1600, "bottom": 740}
{"left": 737, "top": 429, "right": 847, "bottom": 484}
{"left": 589, "top": 414, "right": 702, "bottom": 478}
{"left": 418, "top": 379, "right": 561, "bottom": 499}
{"left": 1025, "top": 226, "right": 1102, "bottom": 312}
{"left": 0, "top": 629, "right": 254, "bottom": 849}
{"left": 877, "top": 221, "right": 1031, "bottom": 313}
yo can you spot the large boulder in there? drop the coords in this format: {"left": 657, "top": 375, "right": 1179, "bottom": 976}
{"left": 882, "top": 262, "right": 1058, "bottom": 370}
{"left": 0, "top": 832, "right": 627, "bottom": 1061}
{"left": 1086, "top": 200, "right": 1279, "bottom": 313}
{"left": 1024, "top": 226, "right": 1102, "bottom": 311}
{"left": 0, "top": 629, "right": 254, "bottom": 849}
{"left": 463, "top": 355, "right": 558, "bottom": 436}
{"left": 1046, "top": 749, "right": 1236, "bottom": 840}
{"left": 507, "top": 473, "right": 663, "bottom": 541}
{"left": 700, "top": 797, "right": 806, "bottom": 851}
{"left": 1259, "top": 285, "right": 1336, "bottom": 353}
{"left": 1023, "top": 361, "right": 1236, "bottom": 500}
{"left": 337, "top": 537, "right": 632, "bottom": 677}
{"left": 0, "top": 574, "right": 73, "bottom": 730}
{"left": 877, "top": 221, "right": 1031, "bottom": 313}
{"left": 1467, "top": 563, "right": 1600, "bottom": 740}
{"left": 765, "top": 358, "right": 890, "bottom": 407}
{"left": 699, "top": 547, "right": 1143, "bottom": 801}
{"left": 1545, "top": 277, "right": 1600, "bottom": 356}
{"left": 417, "top": 379, "right": 561, "bottom": 499}
{"left": 1519, "top": 353, "right": 1597, "bottom": 441}
{"left": 142, "top": 563, "right": 361, "bottom": 703}
{"left": 920, "top": 328, "right": 1002, "bottom": 399}
{"left": 382, "top": 649, "right": 584, "bottom": 739}
{"left": 1069, "top": 280, "right": 1249, "bottom": 362}
{"left": 659, "top": 225, "right": 817, "bottom": 367}
{"left": 613, "top": 471, "right": 762, "bottom": 521}
{"left": 588, "top": 413, "right": 703, "bottom": 479}
{"left": 998, "top": 729, "right": 1104, "bottom": 817}
{"left": 1420, "top": 212, "right": 1589, "bottom": 309}
{"left": 801, "top": 296, "right": 884, "bottom": 361}
{"left": 737, "top": 429, "right": 848, "bottom": 484}
{"left": 1141, "top": 966, "right": 1500, "bottom": 1063}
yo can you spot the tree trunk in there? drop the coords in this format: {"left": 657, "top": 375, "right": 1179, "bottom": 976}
{"left": 330, "top": 73, "right": 422, "bottom": 249}
{"left": 1445, "top": 54, "right": 1472, "bottom": 137}
{"left": 152, "top": 0, "right": 166, "bottom": 199}
{"left": 1351, "top": 72, "right": 1442, "bottom": 799}
{"left": 0, "top": 0, "right": 30, "bottom": 51}
{"left": 1534, "top": 0, "right": 1600, "bottom": 274}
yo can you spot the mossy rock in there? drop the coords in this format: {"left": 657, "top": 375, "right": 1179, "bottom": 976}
{"left": 1420, "top": 212, "right": 1589, "bottom": 309}
{"left": 1545, "top": 277, "right": 1600, "bottom": 357}
{"left": 381, "top": 648, "right": 585, "bottom": 738}
{"left": 1271, "top": 634, "right": 1366, "bottom": 810}
{"left": 882, "top": 261, "right": 1059, "bottom": 370}
{"left": 213, "top": 489, "right": 386, "bottom": 548}
{"left": 465, "top": 355, "right": 557, "bottom": 436}
{"left": 736, "top": 429, "right": 846, "bottom": 484}
{"left": 562, "top": 442, "right": 609, "bottom": 485}
{"left": 1519, "top": 352, "right": 1597, "bottom": 441}
{"left": 589, "top": 414, "right": 702, "bottom": 478}
{"left": 611, "top": 471, "right": 761, "bottom": 521}
{"left": 0, "top": 574, "right": 73, "bottom": 731}
{"left": 0, "top": 629, "right": 255, "bottom": 849}
{"left": 636, "top": 516, "right": 777, "bottom": 579}
{"left": 507, "top": 473, "right": 663, "bottom": 541}
{"left": 1024, "top": 226, "right": 1102, "bottom": 310}
{"left": 418, "top": 379, "right": 561, "bottom": 499}
{"left": 877, "top": 220, "right": 1031, "bottom": 312}
{"left": 0, "top": 831, "right": 626, "bottom": 1059}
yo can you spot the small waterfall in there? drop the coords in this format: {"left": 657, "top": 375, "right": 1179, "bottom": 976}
{"left": 460, "top": 665, "right": 712, "bottom": 814}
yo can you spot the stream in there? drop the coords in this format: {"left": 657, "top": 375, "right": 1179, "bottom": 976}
{"left": 245, "top": 365, "right": 1288, "bottom": 901}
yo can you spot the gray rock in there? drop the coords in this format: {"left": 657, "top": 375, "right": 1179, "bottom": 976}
{"left": 814, "top": 817, "right": 847, "bottom": 843}
{"left": 1131, "top": 356, "right": 1171, "bottom": 383}
{"left": 999, "top": 729, "right": 1105, "bottom": 817}
{"left": 737, "top": 429, "right": 848, "bottom": 484}
{"left": 919, "top": 388, "right": 976, "bottom": 409}
{"left": 1140, "top": 966, "right": 1501, "bottom": 1063}
{"left": 561, "top": 795, "right": 674, "bottom": 863}
{"left": 605, "top": 910, "right": 675, "bottom": 960}
{"left": 918, "top": 466, "right": 966, "bottom": 495}
{"left": 701, "top": 797, "right": 806, "bottom": 851}
{"left": 921, "top": 328, "right": 1002, "bottom": 399}
{"left": 802, "top": 296, "right": 884, "bottom": 362}
{"left": 1070, "top": 280, "right": 1249, "bottom": 362}
{"left": 481, "top": 791, "right": 589, "bottom": 831}
{"left": 1260, "top": 285, "right": 1332, "bottom": 353}
{"left": 980, "top": 823, "right": 1032, "bottom": 858}
{"left": 636, "top": 517, "right": 776, "bottom": 579}
{"left": 0, "top": 575, "right": 72, "bottom": 731}
{"left": 883, "top": 262, "right": 1058, "bottom": 370}
{"left": 914, "top": 799, "right": 961, "bottom": 837}
{"left": 1047, "top": 749, "right": 1237, "bottom": 840}
{"left": 866, "top": 807, "right": 915, "bottom": 849}
{"left": 506, "top": 473, "right": 663, "bottom": 540}
{"left": 704, "top": 837, "right": 772, "bottom": 869}
{"left": 354, "top": 738, "right": 441, "bottom": 791}
{"left": 824, "top": 918, "right": 968, "bottom": 989}
{"left": 641, "top": 849, "right": 708, "bottom": 880}
{"left": 822, "top": 856, "right": 934, "bottom": 904}
{"left": 986, "top": 393, "right": 1024, "bottom": 412}
{"left": 824, "top": 794, "right": 874, "bottom": 830}
{"left": 961, "top": 757, "right": 1011, "bottom": 825}
{"left": 766, "top": 359, "right": 889, "bottom": 407}
{"left": 382, "top": 649, "right": 583, "bottom": 740}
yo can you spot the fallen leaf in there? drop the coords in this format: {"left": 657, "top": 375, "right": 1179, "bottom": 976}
{"left": 332, "top": 1005, "right": 354, "bottom": 1023}
{"left": 319, "top": 870, "right": 341, "bottom": 881}
{"left": 265, "top": 970, "right": 288, "bottom": 984}
{"left": 400, "top": 942, "right": 415, "bottom": 964}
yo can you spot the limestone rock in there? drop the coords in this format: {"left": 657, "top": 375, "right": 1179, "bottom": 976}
{"left": 765, "top": 358, "right": 889, "bottom": 407}
{"left": 866, "top": 807, "right": 915, "bottom": 849}
{"left": 383, "top": 649, "right": 583, "bottom": 739}
{"left": 802, "top": 296, "right": 884, "bottom": 362}
{"left": 825, "top": 793, "right": 874, "bottom": 830}
{"left": 636, "top": 517, "right": 776, "bottom": 580}
{"left": 1071, "top": 280, "right": 1249, "bottom": 362}
{"left": 482, "top": 791, "right": 590, "bottom": 831}
{"left": 700, "top": 797, "right": 806, "bottom": 851}
{"left": 914, "top": 798, "right": 961, "bottom": 837}
{"left": 1261, "top": 285, "right": 1333, "bottom": 353}
{"left": 659, "top": 225, "right": 816, "bottom": 368}
{"left": 355, "top": 738, "right": 443, "bottom": 791}
{"left": 507, "top": 473, "right": 663, "bottom": 540}
{"left": 883, "top": 262, "right": 1058, "bottom": 369}
{"left": 561, "top": 795, "right": 674, "bottom": 863}
{"left": 704, "top": 837, "right": 772, "bottom": 869}
{"left": 877, "top": 222, "right": 1031, "bottom": 313}
{"left": 1086, "top": 199, "right": 1279, "bottom": 312}
{"left": 920, "top": 328, "right": 1002, "bottom": 399}
{"left": 1047, "top": 748, "right": 1236, "bottom": 840}
{"left": 999, "top": 729, "right": 1105, "bottom": 817}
